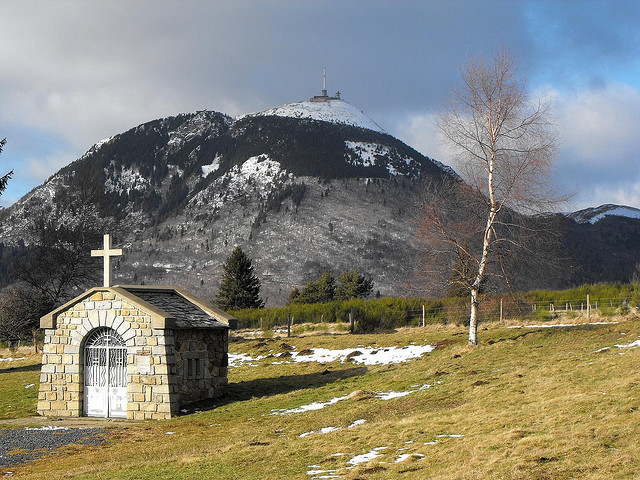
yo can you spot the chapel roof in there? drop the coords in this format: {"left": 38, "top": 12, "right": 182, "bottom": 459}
{"left": 40, "top": 285, "right": 237, "bottom": 330}
{"left": 120, "top": 287, "right": 231, "bottom": 329}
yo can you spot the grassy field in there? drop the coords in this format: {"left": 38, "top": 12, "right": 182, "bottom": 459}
{"left": 0, "top": 347, "right": 40, "bottom": 421}
{"left": 2, "top": 315, "right": 640, "bottom": 479}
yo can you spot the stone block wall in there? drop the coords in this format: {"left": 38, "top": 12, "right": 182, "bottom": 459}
{"left": 174, "top": 329, "right": 229, "bottom": 406}
{"left": 37, "top": 289, "right": 178, "bottom": 420}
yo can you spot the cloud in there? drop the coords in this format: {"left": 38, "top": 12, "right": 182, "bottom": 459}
{"left": 548, "top": 82, "right": 640, "bottom": 208}
{"left": 392, "top": 83, "right": 640, "bottom": 211}
{"left": 391, "top": 113, "right": 447, "bottom": 162}
{"left": 0, "top": 1, "right": 532, "bottom": 151}
{"left": 525, "top": 0, "right": 640, "bottom": 88}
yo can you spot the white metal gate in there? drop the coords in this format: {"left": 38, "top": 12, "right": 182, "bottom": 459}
{"left": 83, "top": 328, "right": 128, "bottom": 418}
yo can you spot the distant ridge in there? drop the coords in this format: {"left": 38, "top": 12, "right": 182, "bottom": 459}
{"left": 567, "top": 204, "right": 640, "bottom": 224}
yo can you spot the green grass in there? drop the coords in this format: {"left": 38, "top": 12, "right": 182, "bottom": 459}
{"left": 3, "top": 318, "right": 640, "bottom": 478}
{"left": 0, "top": 349, "right": 40, "bottom": 420}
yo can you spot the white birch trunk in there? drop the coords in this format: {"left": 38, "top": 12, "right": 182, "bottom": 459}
{"left": 469, "top": 287, "right": 479, "bottom": 344}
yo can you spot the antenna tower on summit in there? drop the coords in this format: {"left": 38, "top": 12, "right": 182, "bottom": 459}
{"left": 310, "top": 67, "right": 340, "bottom": 102}
{"left": 322, "top": 66, "right": 327, "bottom": 97}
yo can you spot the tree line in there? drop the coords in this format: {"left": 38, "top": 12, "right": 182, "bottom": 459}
{"left": 214, "top": 245, "right": 374, "bottom": 310}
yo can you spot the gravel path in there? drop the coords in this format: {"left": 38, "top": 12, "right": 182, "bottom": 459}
{"left": 0, "top": 426, "right": 107, "bottom": 468}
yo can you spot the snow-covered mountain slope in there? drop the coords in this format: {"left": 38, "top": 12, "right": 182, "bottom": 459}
{"left": 567, "top": 204, "right": 640, "bottom": 224}
{"left": 244, "top": 98, "right": 385, "bottom": 134}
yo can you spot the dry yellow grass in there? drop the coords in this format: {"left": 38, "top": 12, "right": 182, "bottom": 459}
{"left": 2, "top": 316, "right": 640, "bottom": 479}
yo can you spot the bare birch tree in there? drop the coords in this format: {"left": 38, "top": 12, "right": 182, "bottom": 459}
{"left": 435, "top": 48, "right": 560, "bottom": 345}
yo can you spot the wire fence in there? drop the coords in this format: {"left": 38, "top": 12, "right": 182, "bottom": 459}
{"left": 235, "top": 293, "right": 640, "bottom": 332}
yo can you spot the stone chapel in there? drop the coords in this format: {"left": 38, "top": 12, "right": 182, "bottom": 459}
{"left": 37, "top": 235, "right": 237, "bottom": 420}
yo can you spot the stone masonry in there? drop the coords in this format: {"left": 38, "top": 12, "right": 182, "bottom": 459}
{"left": 38, "top": 286, "right": 235, "bottom": 420}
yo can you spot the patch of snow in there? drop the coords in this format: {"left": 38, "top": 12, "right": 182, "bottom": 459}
{"left": 167, "top": 136, "right": 183, "bottom": 148}
{"left": 347, "top": 446, "right": 388, "bottom": 466}
{"left": 436, "top": 434, "right": 464, "bottom": 438}
{"left": 376, "top": 384, "right": 432, "bottom": 401}
{"left": 507, "top": 322, "right": 618, "bottom": 329}
{"left": 299, "top": 426, "right": 340, "bottom": 438}
{"left": 94, "top": 136, "right": 114, "bottom": 151}
{"left": 344, "top": 141, "right": 422, "bottom": 176}
{"left": 244, "top": 98, "right": 385, "bottom": 133}
{"left": 292, "top": 344, "right": 435, "bottom": 366}
{"left": 615, "top": 340, "right": 640, "bottom": 348}
{"left": 228, "top": 353, "right": 267, "bottom": 367}
{"left": 394, "top": 453, "right": 424, "bottom": 463}
{"left": 230, "top": 344, "right": 435, "bottom": 368}
{"left": 25, "top": 426, "right": 69, "bottom": 431}
{"left": 376, "top": 390, "right": 414, "bottom": 401}
{"left": 271, "top": 395, "right": 349, "bottom": 416}
{"left": 594, "top": 347, "right": 610, "bottom": 353}
{"left": 24, "top": 384, "right": 35, "bottom": 389}
{"left": 348, "top": 419, "right": 366, "bottom": 428}
{"left": 202, "top": 155, "right": 222, "bottom": 177}
{"left": 306, "top": 467, "right": 340, "bottom": 479}
{"left": 165, "top": 431, "right": 175, "bottom": 435}
{"left": 104, "top": 165, "right": 150, "bottom": 195}
{"left": 190, "top": 153, "right": 289, "bottom": 209}
{"left": 0, "top": 357, "right": 26, "bottom": 362}
{"left": 345, "top": 141, "right": 390, "bottom": 168}
{"left": 319, "top": 427, "right": 340, "bottom": 434}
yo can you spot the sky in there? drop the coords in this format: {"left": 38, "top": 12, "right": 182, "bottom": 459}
{"left": 1, "top": 0, "right": 640, "bottom": 211}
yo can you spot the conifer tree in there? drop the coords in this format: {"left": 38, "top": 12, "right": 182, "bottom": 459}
{"left": 0, "top": 138, "right": 12, "bottom": 198}
{"left": 291, "top": 271, "right": 335, "bottom": 304}
{"left": 216, "top": 246, "right": 264, "bottom": 310}
{"left": 335, "top": 270, "right": 373, "bottom": 300}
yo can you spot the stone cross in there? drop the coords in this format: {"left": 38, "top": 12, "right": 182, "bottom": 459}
{"left": 91, "top": 234, "right": 123, "bottom": 288}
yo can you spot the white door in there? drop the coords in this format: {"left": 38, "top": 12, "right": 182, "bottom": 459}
{"left": 83, "top": 328, "right": 128, "bottom": 418}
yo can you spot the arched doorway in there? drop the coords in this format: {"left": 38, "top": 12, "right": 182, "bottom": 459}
{"left": 83, "top": 327, "right": 128, "bottom": 418}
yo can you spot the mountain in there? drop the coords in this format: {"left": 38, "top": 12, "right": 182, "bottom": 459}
{"left": 1, "top": 92, "right": 639, "bottom": 305}
{"left": 0, "top": 94, "right": 457, "bottom": 304}
{"left": 562, "top": 205, "right": 640, "bottom": 284}
{"left": 567, "top": 204, "right": 640, "bottom": 224}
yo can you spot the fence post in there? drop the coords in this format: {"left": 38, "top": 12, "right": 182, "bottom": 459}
{"left": 287, "top": 313, "right": 291, "bottom": 337}
{"left": 422, "top": 305, "right": 426, "bottom": 327}
{"left": 587, "top": 294, "right": 590, "bottom": 319}
{"left": 500, "top": 299, "right": 503, "bottom": 323}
